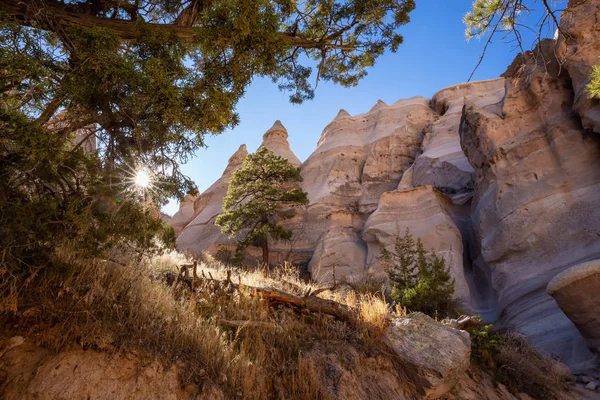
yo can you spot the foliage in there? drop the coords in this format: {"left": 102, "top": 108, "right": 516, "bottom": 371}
{"left": 1, "top": 253, "right": 400, "bottom": 399}
{"left": 468, "top": 317, "right": 499, "bottom": 366}
{"left": 586, "top": 62, "right": 600, "bottom": 99}
{"left": 0, "top": 0, "right": 416, "bottom": 195}
{"left": 0, "top": 106, "right": 175, "bottom": 275}
{"left": 463, "top": 0, "right": 565, "bottom": 80}
{"left": 215, "top": 147, "right": 308, "bottom": 264}
{"left": 468, "top": 322, "right": 568, "bottom": 399}
{"left": 214, "top": 247, "right": 245, "bottom": 268}
{"left": 380, "top": 229, "right": 455, "bottom": 317}
{"left": 0, "top": 0, "right": 414, "bottom": 273}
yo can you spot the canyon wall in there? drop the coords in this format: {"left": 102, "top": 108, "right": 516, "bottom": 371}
{"left": 172, "top": 0, "right": 600, "bottom": 369}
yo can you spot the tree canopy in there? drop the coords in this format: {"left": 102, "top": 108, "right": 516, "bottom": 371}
{"left": 215, "top": 147, "right": 308, "bottom": 266}
{"left": 1, "top": 0, "right": 416, "bottom": 198}
{"left": 0, "top": 0, "right": 414, "bottom": 273}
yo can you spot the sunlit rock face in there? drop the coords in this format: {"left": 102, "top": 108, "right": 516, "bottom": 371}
{"left": 169, "top": 194, "right": 196, "bottom": 236}
{"left": 362, "top": 186, "right": 469, "bottom": 304}
{"left": 175, "top": 144, "right": 248, "bottom": 254}
{"left": 460, "top": 39, "right": 600, "bottom": 368}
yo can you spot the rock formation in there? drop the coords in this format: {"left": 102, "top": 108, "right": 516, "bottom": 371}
{"left": 460, "top": 38, "right": 600, "bottom": 368}
{"left": 169, "top": 193, "right": 196, "bottom": 236}
{"left": 385, "top": 312, "right": 471, "bottom": 398}
{"left": 170, "top": 1, "right": 600, "bottom": 368}
{"left": 176, "top": 144, "right": 248, "bottom": 254}
{"left": 548, "top": 260, "right": 600, "bottom": 353}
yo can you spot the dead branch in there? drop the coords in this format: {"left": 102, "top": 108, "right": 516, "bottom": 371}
{"left": 164, "top": 272, "right": 355, "bottom": 322}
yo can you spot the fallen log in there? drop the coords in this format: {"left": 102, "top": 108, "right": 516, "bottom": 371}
{"left": 163, "top": 273, "right": 356, "bottom": 322}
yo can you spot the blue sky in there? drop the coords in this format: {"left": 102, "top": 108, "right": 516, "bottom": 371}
{"left": 163, "top": 0, "right": 563, "bottom": 215}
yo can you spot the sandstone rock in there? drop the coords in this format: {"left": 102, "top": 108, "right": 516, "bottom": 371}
{"left": 440, "top": 368, "right": 519, "bottom": 400}
{"left": 460, "top": 40, "right": 600, "bottom": 367}
{"left": 547, "top": 260, "right": 600, "bottom": 352}
{"left": 0, "top": 340, "right": 223, "bottom": 400}
{"left": 176, "top": 144, "right": 248, "bottom": 254}
{"left": 585, "top": 382, "right": 598, "bottom": 392}
{"left": 168, "top": 193, "right": 196, "bottom": 235}
{"left": 259, "top": 120, "right": 301, "bottom": 166}
{"left": 558, "top": 0, "right": 600, "bottom": 134}
{"left": 301, "top": 97, "right": 435, "bottom": 208}
{"left": 272, "top": 98, "right": 438, "bottom": 274}
{"left": 362, "top": 186, "right": 470, "bottom": 305}
{"left": 411, "top": 79, "right": 505, "bottom": 202}
{"left": 385, "top": 312, "right": 471, "bottom": 399}
{"left": 308, "top": 223, "right": 367, "bottom": 283}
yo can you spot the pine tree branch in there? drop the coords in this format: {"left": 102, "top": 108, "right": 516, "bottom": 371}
{"left": 0, "top": 0, "right": 355, "bottom": 50}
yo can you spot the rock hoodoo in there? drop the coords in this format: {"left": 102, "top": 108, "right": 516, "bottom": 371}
{"left": 170, "top": 1, "right": 600, "bottom": 369}
{"left": 547, "top": 260, "right": 600, "bottom": 353}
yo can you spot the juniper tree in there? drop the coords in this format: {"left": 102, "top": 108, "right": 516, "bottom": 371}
{"left": 0, "top": 0, "right": 415, "bottom": 272}
{"left": 215, "top": 147, "right": 308, "bottom": 267}
{"left": 380, "top": 228, "right": 455, "bottom": 317}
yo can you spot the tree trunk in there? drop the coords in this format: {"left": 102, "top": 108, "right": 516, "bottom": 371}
{"left": 262, "top": 240, "right": 269, "bottom": 271}
{"left": 0, "top": 0, "right": 354, "bottom": 49}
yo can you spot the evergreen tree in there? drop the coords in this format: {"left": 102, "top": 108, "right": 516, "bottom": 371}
{"left": 0, "top": 0, "right": 415, "bottom": 273}
{"left": 215, "top": 147, "right": 308, "bottom": 267}
{"left": 380, "top": 229, "right": 455, "bottom": 317}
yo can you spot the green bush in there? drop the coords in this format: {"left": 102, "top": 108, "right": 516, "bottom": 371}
{"left": 468, "top": 317, "right": 499, "bottom": 366}
{"left": 586, "top": 62, "right": 600, "bottom": 99}
{"left": 381, "top": 229, "right": 455, "bottom": 317}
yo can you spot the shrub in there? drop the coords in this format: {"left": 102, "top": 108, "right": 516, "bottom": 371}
{"left": 468, "top": 322, "right": 568, "bottom": 399}
{"left": 381, "top": 229, "right": 455, "bottom": 317}
{"left": 586, "top": 62, "right": 600, "bottom": 99}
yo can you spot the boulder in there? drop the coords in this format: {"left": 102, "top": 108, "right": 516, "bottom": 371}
{"left": 385, "top": 312, "right": 471, "bottom": 399}
{"left": 547, "top": 260, "right": 600, "bottom": 352}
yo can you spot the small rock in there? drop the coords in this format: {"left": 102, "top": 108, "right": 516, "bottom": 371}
{"left": 583, "top": 376, "right": 592, "bottom": 384}
{"left": 585, "top": 382, "right": 598, "bottom": 391}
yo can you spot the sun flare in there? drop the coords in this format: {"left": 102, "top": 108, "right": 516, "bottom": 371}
{"left": 135, "top": 169, "right": 151, "bottom": 188}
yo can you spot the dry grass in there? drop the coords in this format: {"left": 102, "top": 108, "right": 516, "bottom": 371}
{"left": 491, "top": 333, "right": 569, "bottom": 399}
{"left": 1, "top": 251, "right": 401, "bottom": 400}
{"left": 471, "top": 327, "right": 570, "bottom": 400}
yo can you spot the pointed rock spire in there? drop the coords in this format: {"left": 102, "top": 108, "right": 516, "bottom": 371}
{"left": 334, "top": 109, "right": 352, "bottom": 120}
{"left": 368, "top": 99, "right": 388, "bottom": 113}
{"left": 260, "top": 120, "right": 301, "bottom": 166}
{"left": 263, "top": 120, "right": 288, "bottom": 140}
{"left": 223, "top": 144, "right": 248, "bottom": 175}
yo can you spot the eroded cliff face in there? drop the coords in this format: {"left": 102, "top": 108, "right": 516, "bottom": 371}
{"left": 171, "top": 1, "right": 600, "bottom": 368}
